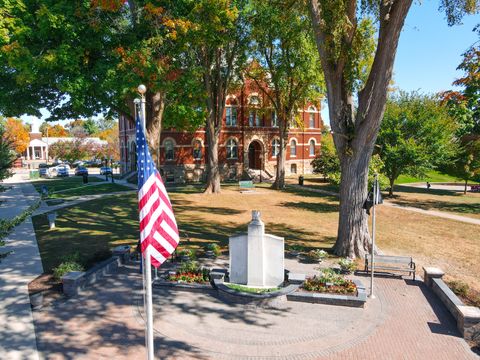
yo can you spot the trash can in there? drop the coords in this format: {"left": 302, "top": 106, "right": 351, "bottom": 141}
{"left": 82, "top": 173, "right": 88, "bottom": 184}
{"left": 299, "top": 175, "right": 304, "bottom": 186}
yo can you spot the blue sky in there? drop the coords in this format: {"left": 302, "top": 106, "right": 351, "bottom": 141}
{"left": 321, "top": 0, "right": 479, "bottom": 124}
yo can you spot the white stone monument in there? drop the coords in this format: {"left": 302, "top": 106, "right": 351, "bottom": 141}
{"left": 229, "top": 210, "right": 284, "bottom": 287}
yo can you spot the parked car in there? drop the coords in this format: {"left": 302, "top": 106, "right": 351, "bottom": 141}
{"left": 72, "top": 160, "right": 84, "bottom": 168}
{"left": 56, "top": 166, "right": 70, "bottom": 177}
{"left": 75, "top": 166, "right": 88, "bottom": 176}
{"left": 100, "top": 166, "right": 113, "bottom": 175}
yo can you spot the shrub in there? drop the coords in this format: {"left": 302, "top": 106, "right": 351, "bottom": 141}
{"left": 53, "top": 260, "right": 84, "bottom": 280}
{"left": 177, "top": 248, "right": 196, "bottom": 260}
{"left": 306, "top": 249, "right": 328, "bottom": 261}
{"left": 206, "top": 243, "right": 221, "bottom": 257}
{"left": 338, "top": 258, "right": 357, "bottom": 274}
{"left": 448, "top": 280, "right": 469, "bottom": 298}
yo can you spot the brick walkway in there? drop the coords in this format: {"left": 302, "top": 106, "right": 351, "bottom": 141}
{"left": 32, "top": 261, "right": 479, "bottom": 359}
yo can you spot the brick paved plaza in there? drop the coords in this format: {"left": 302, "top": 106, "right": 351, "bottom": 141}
{"left": 32, "top": 260, "right": 479, "bottom": 359}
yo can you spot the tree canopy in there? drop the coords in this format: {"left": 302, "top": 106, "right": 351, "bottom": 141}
{"left": 377, "top": 91, "right": 457, "bottom": 195}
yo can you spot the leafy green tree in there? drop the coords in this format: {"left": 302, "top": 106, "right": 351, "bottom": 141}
{"left": 447, "top": 136, "right": 480, "bottom": 193}
{"left": 308, "top": 0, "right": 479, "bottom": 257}
{"left": 187, "top": 0, "right": 249, "bottom": 194}
{"left": 247, "top": 0, "right": 324, "bottom": 189}
{"left": 83, "top": 118, "right": 99, "bottom": 136}
{"left": 377, "top": 92, "right": 456, "bottom": 196}
{"left": 0, "top": 121, "right": 16, "bottom": 181}
{"left": 312, "top": 133, "right": 340, "bottom": 181}
{"left": 0, "top": 1, "right": 193, "bottom": 164}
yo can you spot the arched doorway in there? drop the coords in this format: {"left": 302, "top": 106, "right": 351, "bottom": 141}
{"left": 248, "top": 140, "right": 263, "bottom": 170}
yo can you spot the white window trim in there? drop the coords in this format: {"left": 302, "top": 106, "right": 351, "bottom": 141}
{"left": 290, "top": 138, "right": 297, "bottom": 158}
{"left": 226, "top": 137, "right": 239, "bottom": 159}
{"left": 272, "top": 138, "right": 280, "bottom": 158}
{"left": 308, "top": 138, "right": 317, "bottom": 157}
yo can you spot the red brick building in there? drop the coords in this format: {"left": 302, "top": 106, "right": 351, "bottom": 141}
{"left": 119, "top": 84, "right": 323, "bottom": 183}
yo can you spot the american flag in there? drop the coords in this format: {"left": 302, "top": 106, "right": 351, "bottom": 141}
{"left": 136, "top": 117, "right": 179, "bottom": 268}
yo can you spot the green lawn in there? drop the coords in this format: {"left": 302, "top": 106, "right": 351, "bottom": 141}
{"left": 48, "top": 183, "right": 132, "bottom": 199}
{"left": 32, "top": 176, "right": 103, "bottom": 194}
{"left": 32, "top": 193, "right": 139, "bottom": 272}
{"left": 396, "top": 170, "right": 478, "bottom": 184}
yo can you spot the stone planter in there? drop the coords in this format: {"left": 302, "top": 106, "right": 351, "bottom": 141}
{"left": 204, "top": 250, "right": 215, "bottom": 258}
{"left": 30, "top": 292, "right": 43, "bottom": 309}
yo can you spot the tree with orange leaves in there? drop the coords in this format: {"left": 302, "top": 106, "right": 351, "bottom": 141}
{"left": 3, "top": 118, "right": 29, "bottom": 155}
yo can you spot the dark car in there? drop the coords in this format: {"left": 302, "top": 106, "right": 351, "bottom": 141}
{"left": 100, "top": 166, "right": 113, "bottom": 175}
{"left": 56, "top": 166, "right": 70, "bottom": 177}
{"left": 75, "top": 166, "right": 88, "bottom": 176}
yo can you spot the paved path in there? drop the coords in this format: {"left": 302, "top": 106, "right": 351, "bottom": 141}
{"left": 288, "top": 184, "right": 480, "bottom": 226}
{"left": 0, "top": 182, "right": 42, "bottom": 360}
{"left": 32, "top": 259, "right": 478, "bottom": 359}
{"left": 0, "top": 181, "right": 39, "bottom": 221}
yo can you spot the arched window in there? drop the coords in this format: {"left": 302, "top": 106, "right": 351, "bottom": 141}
{"left": 226, "top": 107, "right": 237, "bottom": 126}
{"left": 226, "top": 138, "right": 238, "bottom": 159}
{"left": 309, "top": 113, "right": 315, "bottom": 128}
{"left": 271, "top": 111, "right": 278, "bottom": 127}
{"left": 192, "top": 140, "right": 202, "bottom": 160}
{"left": 309, "top": 139, "right": 316, "bottom": 156}
{"left": 272, "top": 139, "right": 280, "bottom": 157}
{"left": 290, "top": 139, "right": 297, "bottom": 156}
{"left": 249, "top": 95, "right": 260, "bottom": 105}
{"left": 164, "top": 139, "right": 174, "bottom": 161}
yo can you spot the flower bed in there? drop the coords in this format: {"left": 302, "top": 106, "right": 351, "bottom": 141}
{"left": 287, "top": 268, "right": 366, "bottom": 307}
{"left": 302, "top": 268, "right": 357, "bottom": 295}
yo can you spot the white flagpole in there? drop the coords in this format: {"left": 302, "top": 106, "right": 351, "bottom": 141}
{"left": 138, "top": 84, "right": 155, "bottom": 360}
{"left": 369, "top": 173, "right": 378, "bottom": 298}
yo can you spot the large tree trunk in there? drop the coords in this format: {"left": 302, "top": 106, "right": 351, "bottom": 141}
{"left": 309, "top": 0, "right": 412, "bottom": 258}
{"left": 272, "top": 123, "right": 288, "bottom": 189}
{"left": 388, "top": 177, "right": 395, "bottom": 197}
{"left": 335, "top": 150, "right": 372, "bottom": 258}
{"left": 204, "top": 124, "right": 221, "bottom": 194}
{"left": 146, "top": 91, "right": 165, "bottom": 169}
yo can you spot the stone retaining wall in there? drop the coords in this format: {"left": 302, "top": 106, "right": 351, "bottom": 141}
{"left": 423, "top": 267, "right": 480, "bottom": 341}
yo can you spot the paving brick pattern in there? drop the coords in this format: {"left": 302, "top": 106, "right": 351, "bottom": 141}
{"left": 33, "top": 264, "right": 479, "bottom": 359}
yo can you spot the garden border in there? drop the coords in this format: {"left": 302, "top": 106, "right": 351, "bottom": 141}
{"left": 286, "top": 279, "right": 367, "bottom": 308}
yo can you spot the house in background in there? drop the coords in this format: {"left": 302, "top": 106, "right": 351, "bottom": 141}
{"left": 119, "top": 81, "right": 323, "bottom": 183}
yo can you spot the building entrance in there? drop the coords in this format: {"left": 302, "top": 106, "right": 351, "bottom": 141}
{"left": 248, "top": 141, "right": 262, "bottom": 170}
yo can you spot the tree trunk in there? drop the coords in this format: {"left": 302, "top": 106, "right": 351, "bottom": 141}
{"left": 272, "top": 134, "right": 287, "bottom": 189}
{"left": 204, "top": 126, "right": 221, "bottom": 194}
{"left": 464, "top": 179, "right": 468, "bottom": 195}
{"left": 334, "top": 151, "right": 372, "bottom": 258}
{"left": 389, "top": 177, "right": 395, "bottom": 197}
{"left": 145, "top": 91, "right": 165, "bottom": 169}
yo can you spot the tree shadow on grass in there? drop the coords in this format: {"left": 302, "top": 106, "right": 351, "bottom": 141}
{"left": 393, "top": 185, "right": 466, "bottom": 197}
{"left": 283, "top": 186, "right": 339, "bottom": 199}
{"left": 391, "top": 198, "right": 480, "bottom": 215}
{"left": 280, "top": 201, "right": 339, "bottom": 213}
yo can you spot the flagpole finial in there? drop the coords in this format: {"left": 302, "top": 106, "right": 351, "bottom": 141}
{"left": 138, "top": 84, "right": 147, "bottom": 95}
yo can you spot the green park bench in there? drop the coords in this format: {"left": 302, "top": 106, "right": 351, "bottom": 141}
{"left": 238, "top": 180, "right": 255, "bottom": 189}
{"left": 364, "top": 254, "right": 416, "bottom": 280}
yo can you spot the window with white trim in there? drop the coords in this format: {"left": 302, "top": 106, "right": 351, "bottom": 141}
{"left": 192, "top": 140, "right": 202, "bottom": 160}
{"left": 272, "top": 139, "right": 280, "bottom": 157}
{"left": 309, "top": 113, "right": 315, "bottom": 128}
{"left": 271, "top": 111, "right": 278, "bottom": 127}
{"left": 290, "top": 139, "right": 297, "bottom": 156}
{"left": 165, "top": 139, "right": 174, "bottom": 161}
{"left": 309, "top": 139, "right": 316, "bottom": 156}
{"left": 226, "top": 138, "right": 238, "bottom": 159}
{"left": 226, "top": 107, "right": 237, "bottom": 126}
{"left": 249, "top": 110, "right": 259, "bottom": 127}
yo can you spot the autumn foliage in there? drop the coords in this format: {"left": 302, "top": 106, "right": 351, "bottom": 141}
{"left": 3, "top": 118, "right": 29, "bottom": 154}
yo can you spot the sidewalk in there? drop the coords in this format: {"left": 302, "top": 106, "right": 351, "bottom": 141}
{"left": 0, "top": 181, "right": 39, "bottom": 221}
{"left": 32, "top": 259, "right": 479, "bottom": 359}
{"left": 288, "top": 184, "right": 480, "bottom": 226}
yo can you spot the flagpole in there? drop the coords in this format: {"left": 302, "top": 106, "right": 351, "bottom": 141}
{"left": 369, "top": 173, "right": 378, "bottom": 298}
{"left": 138, "top": 84, "right": 155, "bottom": 360}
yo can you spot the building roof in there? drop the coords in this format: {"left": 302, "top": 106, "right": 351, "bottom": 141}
{"left": 28, "top": 137, "right": 108, "bottom": 147}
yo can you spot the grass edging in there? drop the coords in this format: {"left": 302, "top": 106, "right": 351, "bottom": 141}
{"left": 0, "top": 198, "right": 41, "bottom": 244}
